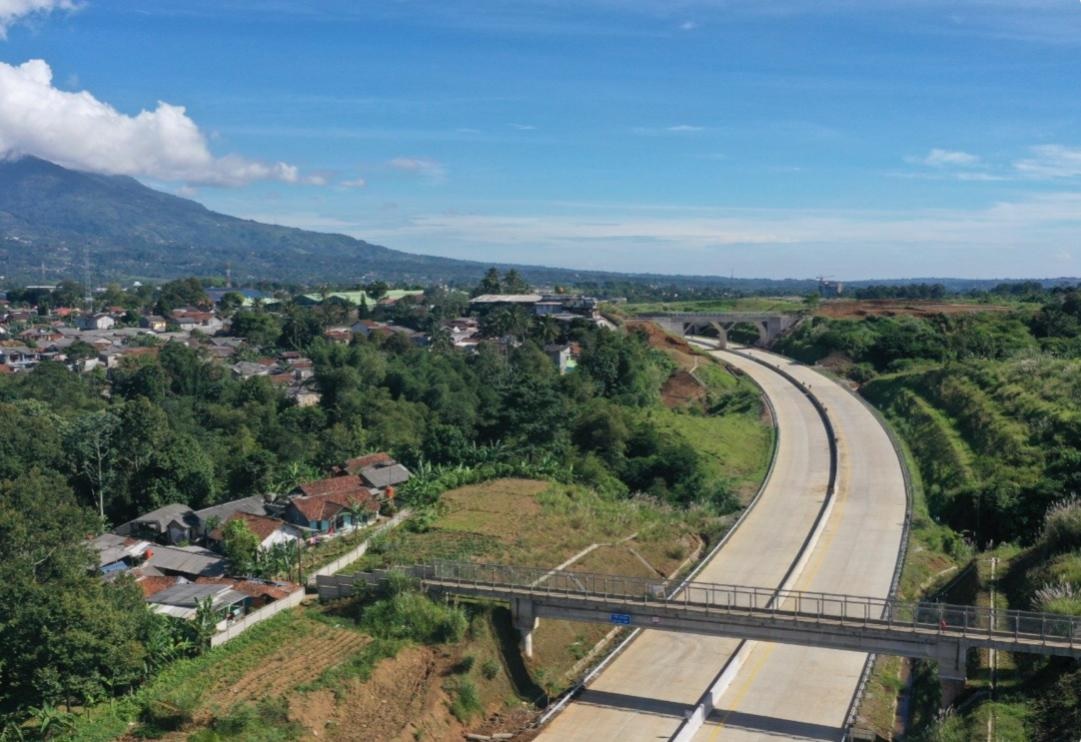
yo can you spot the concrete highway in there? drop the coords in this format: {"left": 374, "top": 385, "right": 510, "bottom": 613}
{"left": 537, "top": 346, "right": 907, "bottom": 741}
{"left": 691, "top": 348, "right": 907, "bottom": 741}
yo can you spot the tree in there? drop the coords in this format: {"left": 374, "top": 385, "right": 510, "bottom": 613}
{"left": 502, "top": 269, "right": 530, "bottom": 294}
{"left": 219, "top": 291, "right": 245, "bottom": 314}
{"left": 365, "top": 281, "right": 389, "bottom": 301}
{"left": 472, "top": 268, "right": 503, "bottom": 297}
{"left": 0, "top": 470, "right": 153, "bottom": 711}
{"left": 221, "top": 519, "right": 260, "bottom": 576}
{"left": 231, "top": 309, "right": 282, "bottom": 347}
{"left": 65, "top": 411, "right": 121, "bottom": 519}
{"left": 155, "top": 278, "right": 208, "bottom": 315}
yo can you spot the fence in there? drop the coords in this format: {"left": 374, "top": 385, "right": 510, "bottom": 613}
{"left": 415, "top": 560, "right": 1081, "bottom": 648}
{"left": 305, "top": 508, "right": 412, "bottom": 586}
{"left": 210, "top": 588, "right": 305, "bottom": 647}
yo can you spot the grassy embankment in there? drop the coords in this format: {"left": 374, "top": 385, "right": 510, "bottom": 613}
{"left": 854, "top": 356, "right": 1081, "bottom": 739}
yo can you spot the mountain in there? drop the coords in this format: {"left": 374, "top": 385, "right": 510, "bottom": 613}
{"left": 2, "top": 157, "right": 1071, "bottom": 292}
{"left": 0, "top": 156, "right": 498, "bottom": 285}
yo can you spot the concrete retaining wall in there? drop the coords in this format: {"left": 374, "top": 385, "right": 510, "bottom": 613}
{"left": 305, "top": 508, "right": 412, "bottom": 586}
{"left": 210, "top": 588, "right": 305, "bottom": 647}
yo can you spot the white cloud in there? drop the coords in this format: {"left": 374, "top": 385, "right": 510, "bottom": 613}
{"left": 1014, "top": 144, "right": 1081, "bottom": 179}
{"left": 908, "top": 148, "right": 981, "bottom": 167}
{"left": 510, "top": 123, "right": 536, "bottom": 130}
{"left": 679, "top": 20, "right": 698, "bottom": 31}
{"left": 339, "top": 176, "right": 367, "bottom": 189}
{"left": 0, "top": 59, "right": 304, "bottom": 186}
{"left": 667, "top": 124, "right": 704, "bottom": 132}
{"left": 0, "top": 0, "right": 74, "bottom": 38}
{"left": 389, "top": 156, "right": 447, "bottom": 182}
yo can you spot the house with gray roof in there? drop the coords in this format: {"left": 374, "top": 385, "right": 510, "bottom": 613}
{"left": 143, "top": 545, "right": 226, "bottom": 579}
{"left": 358, "top": 462, "right": 412, "bottom": 491}
{"left": 147, "top": 582, "right": 249, "bottom": 621}
{"left": 115, "top": 503, "right": 199, "bottom": 545}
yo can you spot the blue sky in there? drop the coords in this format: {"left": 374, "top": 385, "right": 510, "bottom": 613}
{"left": 2, "top": 1, "right": 1081, "bottom": 279}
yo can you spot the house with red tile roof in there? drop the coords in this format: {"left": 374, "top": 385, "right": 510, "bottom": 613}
{"left": 284, "top": 485, "right": 379, "bottom": 534}
{"left": 206, "top": 511, "right": 303, "bottom": 551}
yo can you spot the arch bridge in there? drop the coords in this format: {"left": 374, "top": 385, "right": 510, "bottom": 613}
{"left": 636, "top": 312, "right": 799, "bottom": 348}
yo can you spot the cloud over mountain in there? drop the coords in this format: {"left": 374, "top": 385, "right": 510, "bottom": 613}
{"left": 0, "top": 59, "right": 302, "bottom": 186}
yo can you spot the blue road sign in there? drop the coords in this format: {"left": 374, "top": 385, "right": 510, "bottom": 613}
{"left": 610, "top": 612, "right": 632, "bottom": 625}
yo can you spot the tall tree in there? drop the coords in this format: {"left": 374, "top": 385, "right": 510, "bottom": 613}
{"left": 0, "top": 470, "right": 152, "bottom": 711}
{"left": 65, "top": 411, "right": 121, "bottom": 520}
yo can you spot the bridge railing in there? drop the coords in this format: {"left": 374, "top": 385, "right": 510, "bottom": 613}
{"left": 420, "top": 560, "right": 1081, "bottom": 647}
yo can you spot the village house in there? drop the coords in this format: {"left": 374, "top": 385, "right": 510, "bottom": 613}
{"left": 147, "top": 582, "right": 249, "bottom": 622}
{"left": 172, "top": 308, "right": 224, "bottom": 334}
{"left": 142, "top": 544, "right": 227, "bottom": 579}
{"left": 285, "top": 476, "right": 380, "bottom": 534}
{"left": 207, "top": 511, "right": 303, "bottom": 552}
{"left": 78, "top": 313, "right": 116, "bottom": 331}
{"left": 139, "top": 315, "right": 168, "bottom": 332}
{"left": 90, "top": 533, "right": 152, "bottom": 574}
{"left": 336, "top": 452, "right": 411, "bottom": 497}
{"left": 116, "top": 503, "right": 199, "bottom": 545}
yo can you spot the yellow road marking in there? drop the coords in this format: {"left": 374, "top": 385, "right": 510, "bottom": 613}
{"left": 707, "top": 642, "right": 777, "bottom": 740}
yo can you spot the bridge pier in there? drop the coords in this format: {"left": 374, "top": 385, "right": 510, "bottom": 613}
{"left": 513, "top": 597, "right": 539, "bottom": 659}
{"left": 932, "top": 640, "right": 969, "bottom": 707}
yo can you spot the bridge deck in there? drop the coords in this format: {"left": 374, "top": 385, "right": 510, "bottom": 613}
{"left": 324, "top": 561, "right": 1081, "bottom": 659}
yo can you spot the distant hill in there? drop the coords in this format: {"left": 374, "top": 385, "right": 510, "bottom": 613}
{"left": 0, "top": 156, "right": 497, "bottom": 285}
{"left": 0, "top": 157, "right": 1073, "bottom": 291}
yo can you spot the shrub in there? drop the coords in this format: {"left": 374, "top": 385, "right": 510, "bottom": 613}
{"left": 454, "top": 655, "right": 475, "bottom": 674}
{"left": 480, "top": 659, "right": 499, "bottom": 680}
{"left": 361, "top": 589, "right": 467, "bottom": 644}
{"left": 448, "top": 678, "right": 482, "bottom": 723}
{"left": 1041, "top": 497, "right": 1081, "bottom": 554}
{"left": 1033, "top": 581, "right": 1081, "bottom": 615}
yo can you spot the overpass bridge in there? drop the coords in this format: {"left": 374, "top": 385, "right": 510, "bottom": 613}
{"left": 636, "top": 312, "right": 800, "bottom": 347}
{"left": 318, "top": 560, "right": 1081, "bottom": 685}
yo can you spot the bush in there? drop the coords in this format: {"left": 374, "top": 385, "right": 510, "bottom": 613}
{"left": 448, "top": 678, "right": 482, "bottom": 723}
{"left": 480, "top": 659, "right": 499, "bottom": 680}
{"left": 360, "top": 589, "right": 467, "bottom": 644}
{"left": 454, "top": 655, "right": 475, "bottom": 674}
{"left": 1041, "top": 497, "right": 1081, "bottom": 554}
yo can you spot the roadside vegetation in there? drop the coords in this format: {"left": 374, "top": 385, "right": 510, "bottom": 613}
{"left": 0, "top": 271, "right": 772, "bottom": 737}
{"left": 778, "top": 283, "right": 1081, "bottom": 739}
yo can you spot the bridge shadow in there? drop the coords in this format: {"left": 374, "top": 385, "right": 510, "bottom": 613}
{"left": 574, "top": 688, "right": 693, "bottom": 718}
{"left": 704, "top": 708, "right": 841, "bottom": 740}
{"left": 570, "top": 689, "right": 841, "bottom": 739}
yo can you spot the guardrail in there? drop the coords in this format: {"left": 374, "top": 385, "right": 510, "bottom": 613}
{"left": 411, "top": 560, "right": 1081, "bottom": 650}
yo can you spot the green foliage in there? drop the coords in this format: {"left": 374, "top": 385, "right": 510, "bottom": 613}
{"left": 1040, "top": 498, "right": 1081, "bottom": 555}
{"left": 221, "top": 519, "right": 261, "bottom": 576}
{"left": 447, "top": 677, "right": 482, "bottom": 723}
{"left": 1032, "top": 666, "right": 1081, "bottom": 738}
{"left": 480, "top": 658, "right": 500, "bottom": 680}
{"left": 358, "top": 583, "right": 468, "bottom": 645}
{"left": 0, "top": 470, "right": 156, "bottom": 712}
{"left": 187, "top": 700, "right": 305, "bottom": 741}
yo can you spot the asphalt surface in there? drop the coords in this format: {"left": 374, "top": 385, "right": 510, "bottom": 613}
{"left": 537, "top": 347, "right": 906, "bottom": 742}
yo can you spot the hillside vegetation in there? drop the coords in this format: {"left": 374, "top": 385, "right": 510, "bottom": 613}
{"left": 777, "top": 286, "right": 1081, "bottom": 739}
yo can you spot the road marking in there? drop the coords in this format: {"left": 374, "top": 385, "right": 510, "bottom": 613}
{"left": 706, "top": 642, "right": 777, "bottom": 739}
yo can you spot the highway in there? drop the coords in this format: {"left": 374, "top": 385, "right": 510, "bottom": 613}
{"left": 537, "top": 346, "right": 907, "bottom": 741}
{"left": 692, "top": 348, "right": 907, "bottom": 741}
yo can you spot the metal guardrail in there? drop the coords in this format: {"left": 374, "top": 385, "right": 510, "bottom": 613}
{"left": 415, "top": 561, "right": 1081, "bottom": 650}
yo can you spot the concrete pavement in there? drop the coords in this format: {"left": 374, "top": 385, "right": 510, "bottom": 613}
{"left": 538, "top": 348, "right": 833, "bottom": 741}
{"left": 692, "top": 348, "right": 907, "bottom": 741}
